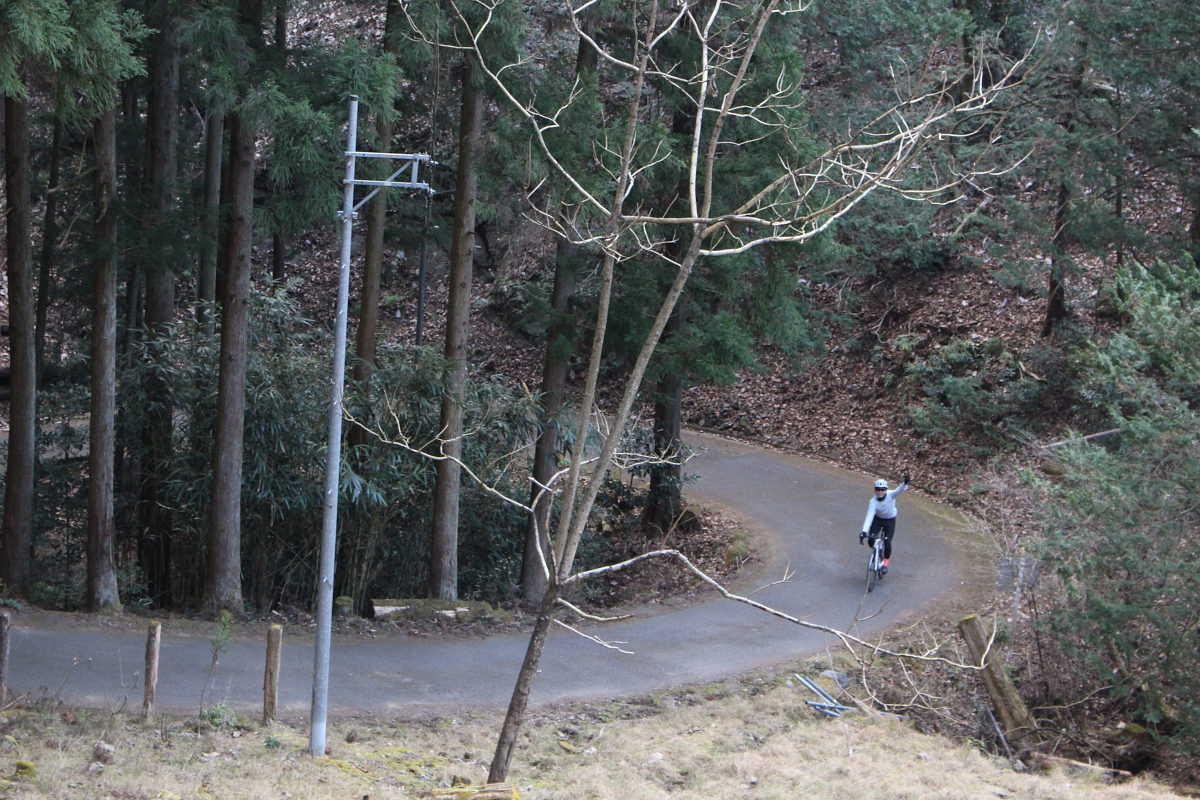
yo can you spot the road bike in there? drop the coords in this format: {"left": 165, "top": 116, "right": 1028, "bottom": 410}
{"left": 864, "top": 533, "right": 886, "bottom": 592}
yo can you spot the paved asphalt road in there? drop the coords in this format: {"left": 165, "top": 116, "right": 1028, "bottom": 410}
{"left": 6, "top": 431, "right": 978, "bottom": 719}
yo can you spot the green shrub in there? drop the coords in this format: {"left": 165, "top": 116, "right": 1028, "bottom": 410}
{"left": 344, "top": 343, "right": 539, "bottom": 605}
{"left": 198, "top": 704, "right": 242, "bottom": 731}
{"left": 1031, "top": 259, "right": 1200, "bottom": 750}
{"left": 17, "top": 383, "right": 91, "bottom": 610}
{"left": 902, "top": 336, "right": 1060, "bottom": 455}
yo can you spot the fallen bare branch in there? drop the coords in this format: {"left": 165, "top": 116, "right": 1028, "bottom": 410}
{"left": 565, "top": 548, "right": 982, "bottom": 669}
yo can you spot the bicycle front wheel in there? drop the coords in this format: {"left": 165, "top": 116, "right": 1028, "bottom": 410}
{"left": 866, "top": 555, "right": 877, "bottom": 592}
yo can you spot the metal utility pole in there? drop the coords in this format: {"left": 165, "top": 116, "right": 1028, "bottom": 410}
{"left": 311, "top": 96, "right": 433, "bottom": 756}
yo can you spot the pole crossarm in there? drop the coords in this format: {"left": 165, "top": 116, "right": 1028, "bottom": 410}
{"left": 348, "top": 150, "right": 433, "bottom": 159}
{"left": 348, "top": 153, "right": 435, "bottom": 214}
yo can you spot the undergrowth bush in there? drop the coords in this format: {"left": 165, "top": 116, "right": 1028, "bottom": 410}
{"left": 21, "top": 382, "right": 91, "bottom": 610}
{"left": 902, "top": 335, "right": 1068, "bottom": 455}
{"left": 29, "top": 283, "right": 540, "bottom": 612}
{"left": 344, "top": 344, "right": 539, "bottom": 606}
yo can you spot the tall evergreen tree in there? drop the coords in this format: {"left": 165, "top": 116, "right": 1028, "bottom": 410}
{"left": 429, "top": 53, "right": 483, "bottom": 600}
{"left": 139, "top": 0, "right": 185, "bottom": 606}
{"left": 204, "top": 104, "right": 254, "bottom": 614}
{"left": 204, "top": 0, "right": 265, "bottom": 614}
{"left": 521, "top": 233, "right": 585, "bottom": 600}
{"left": 2, "top": 92, "right": 36, "bottom": 596}
{"left": 86, "top": 105, "right": 121, "bottom": 612}
{"left": 195, "top": 0, "right": 385, "bottom": 611}
{"left": 1, "top": 0, "right": 142, "bottom": 596}
{"left": 427, "top": 0, "right": 523, "bottom": 600}
{"left": 350, "top": 0, "right": 405, "bottom": 440}
{"left": 610, "top": 12, "right": 817, "bottom": 535}
{"left": 1, "top": 1, "right": 70, "bottom": 595}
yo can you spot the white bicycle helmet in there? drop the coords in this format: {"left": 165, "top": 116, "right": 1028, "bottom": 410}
{"left": 874, "top": 479, "right": 889, "bottom": 490}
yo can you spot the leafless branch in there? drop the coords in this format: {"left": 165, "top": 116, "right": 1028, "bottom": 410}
{"left": 556, "top": 597, "right": 634, "bottom": 623}
{"left": 344, "top": 404, "right": 538, "bottom": 516}
{"left": 746, "top": 563, "right": 796, "bottom": 597}
{"left": 553, "top": 619, "right": 635, "bottom": 654}
{"left": 564, "top": 548, "right": 982, "bottom": 669}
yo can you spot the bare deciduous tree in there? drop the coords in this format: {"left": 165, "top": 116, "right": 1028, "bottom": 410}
{"left": 403, "top": 0, "right": 1032, "bottom": 779}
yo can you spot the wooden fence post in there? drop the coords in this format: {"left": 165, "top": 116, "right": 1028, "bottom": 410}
{"left": 143, "top": 621, "right": 161, "bottom": 719}
{"left": 0, "top": 611, "right": 10, "bottom": 707}
{"left": 958, "top": 612, "right": 1039, "bottom": 745}
{"left": 263, "top": 624, "right": 282, "bottom": 724}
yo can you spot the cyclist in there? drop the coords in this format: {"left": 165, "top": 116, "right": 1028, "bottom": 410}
{"left": 859, "top": 471, "right": 910, "bottom": 574}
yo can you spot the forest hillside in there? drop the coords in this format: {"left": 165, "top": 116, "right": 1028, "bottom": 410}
{"left": 2, "top": 0, "right": 1199, "bottom": 789}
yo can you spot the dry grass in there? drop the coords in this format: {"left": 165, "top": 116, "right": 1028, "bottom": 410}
{"left": 0, "top": 675, "right": 1187, "bottom": 800}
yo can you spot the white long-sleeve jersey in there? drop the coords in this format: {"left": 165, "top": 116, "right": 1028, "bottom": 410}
{"left": 861, "top": 481, "right": 909, "bottom": 533}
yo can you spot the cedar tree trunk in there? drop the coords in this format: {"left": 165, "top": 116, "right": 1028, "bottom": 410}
{"left": 87, "top": 106, "right": 122, "bottom": 611}
{"left": 521, "top": 236, "right": 580, "bottom": 601}
{"left": 1, "top": 94, "right": 35, "bottom": 595}
{"left": 140, "top": 4, "right": 181, "bottom": 605}
{"left": 203, "top": 110, "right": 255, "bottom": 614}
{"left": 429, "top": 55, "right": 483, "bottom": 600}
